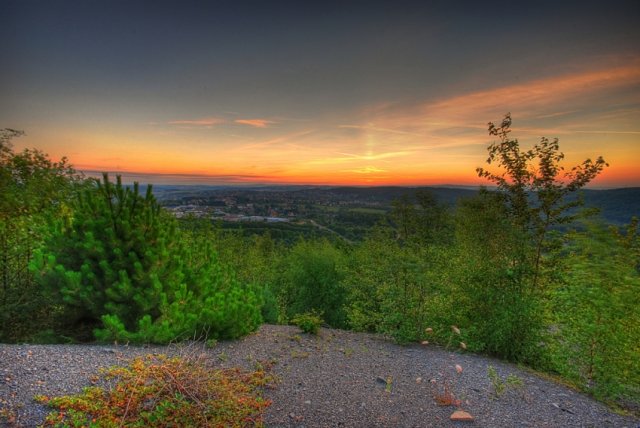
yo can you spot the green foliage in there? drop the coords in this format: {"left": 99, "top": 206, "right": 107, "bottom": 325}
{"left": 448, "top": 114, "right": 608, "bottom": 364}
{"left": 33, "top": 174, "right": 261, "bottom": 343}
{"left": 6, "top": 121, "right": 635, "bottom": 412}
{"left": 477, "top": 113, "right": 608, "bottom": 288}
{"left": 345, "top": 191, "right": 455, "bottom": 344}
{"left": 345, "top": 226, "right": 453, "bottom": 344}
{"left": 452, "top": 190, "right": 544, "bottom": 362}
{"left": 0, "top": 129, "right": 82, "bottom": 342}
{"left": 35, "top": 353, "right": 273, "bottom": 427}
{"left": 278, "top": 239, "right": 347, "bottom": 328}
{"left": 291, "top": 311, "right": 323, "bottom": 334}
{"left": 548, "top": 220, "right": 640, "bottom": 403}
{"left": 180, "top": 222, "right": 283, "bottom": 324}
{"left": 391, "top": 189, "right": 453, "bottom": 246}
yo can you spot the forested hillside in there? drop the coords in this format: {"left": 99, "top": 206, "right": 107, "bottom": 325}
{"left": 1, "top": 120, "right": 638, "bottom": 412}
{"left": 152, "top": 184, "right": 640, "bottom": 238}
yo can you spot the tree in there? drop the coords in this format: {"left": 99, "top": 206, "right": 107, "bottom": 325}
{"left": 390, "top": 189, "right": 453, "bottom": 246}
{"left": 0, "top": 129, "right": 82, "bottom": 341}
{"left": 33, "top": 174, "right": 261, "bottom": 343}
{"left": 550, "top": 220, "right": 640, "bottom": 402}
{"left": 345, "top": 225, "right": 452, "bottom": 344}
{"left": 477, "top": 113, "right": 608, "bottom": 288}
{"left": 450, "top": 114, "right": 608, "bottom": 363}
{"left": 278, "top": 239, "right": 347, "bottom": 328}
{"left": 453, "top": 190, "right": 539, "bottom": 361}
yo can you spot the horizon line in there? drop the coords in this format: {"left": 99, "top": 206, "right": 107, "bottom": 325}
{"left": 79, "top": 169, "right": 638, "bottom": 190}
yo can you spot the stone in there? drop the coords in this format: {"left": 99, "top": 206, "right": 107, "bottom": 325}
{"left": 450, "top": 410, "right": 474, "bottom": 422}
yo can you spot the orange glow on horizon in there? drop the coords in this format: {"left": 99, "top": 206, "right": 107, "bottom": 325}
{"left": 72, "top": 161, "right": 639, "bottom": 188}
{"left": 10, "top": 61, "right": 640, "bottom": 189}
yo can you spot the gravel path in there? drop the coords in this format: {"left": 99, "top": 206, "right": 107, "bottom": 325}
{"left": 1, "top": 324, "right": 638, "bottom": 427}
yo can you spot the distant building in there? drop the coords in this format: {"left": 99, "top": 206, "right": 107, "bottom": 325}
{"left": 266, "top": 217, "right": 289, "bottom": 223}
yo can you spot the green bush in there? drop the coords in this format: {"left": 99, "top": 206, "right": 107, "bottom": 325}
{"left": 278, "top": 239, "right": 347, "bottom": 328}
{"left": 291, "top": 311, "right": 323, "bottom": 335}
{"left": 452, "top": 190, "right": 544, "bottom": 363}
{"left": 345, "top": 227, "right": 451, "bottom": 344}
{"left": 32, "top": 174, "right": 262, "bottom": 343}
{"left": 547, "top": 220, "right": 640, "bottom": 403}
{"left": 181, "top": 223, "right": 283, "bottom": 325}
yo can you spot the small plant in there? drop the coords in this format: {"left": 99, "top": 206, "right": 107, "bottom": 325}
{"left": 385, "top": 376, "right": 393, "bottom": 393}
{"left": 35, "top": 353, "right": 273, "bottom": 427}
{"left": 291, "top": 311, "right": 323, "bottom": 335}
{"left": 0, "top": 407, "right": 17, "bottom": 425}
{"left": 290, "top": 350, "right": 310, "bottom": 359}
{"left": 430, "top": 326, "right": 467, "bottom": 407}
{"left": 487, "top": 365, "right": 524, "bottom": 398}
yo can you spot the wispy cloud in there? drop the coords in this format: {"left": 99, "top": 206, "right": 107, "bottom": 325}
{"left": 573, "top": 130, "right": 640, "bottom": 135}
{"left": 339, "top": 124, "right": 423, "bottom": 136}
{"left": 343, "top": 166, "right": 387, "bottom": 174}
{"left": 309, "top": 150, "right": 414, "bottom": 165}
{"left": 419, "top": 63, "right": 640, "bottom": 125}
{"left": 235, "top": 119, "right": 276, "bottom": 128}
{"left": 337, "top": 151, "right": 414, "bottom": 161}
{"left": 167, "top": 117, "right": 225, "bottom": 127}
{"left": 238, "top": 130, "right": 315, "bottom": 150}
{"left": 534, "top": 110, "right": 580, "bottom": 119}
{"left": 352, "top": 61, "right": 640, "bottom": 150}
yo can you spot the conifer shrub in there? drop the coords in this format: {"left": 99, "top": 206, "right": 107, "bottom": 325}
{"left": 32, "top": 174, "right": 262, "bottom": 343}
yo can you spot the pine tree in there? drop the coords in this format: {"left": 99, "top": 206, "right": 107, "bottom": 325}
{"left": 33, "top": 174, "right": 262, "bottom": 343}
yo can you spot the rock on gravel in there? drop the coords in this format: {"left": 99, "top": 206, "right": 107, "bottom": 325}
{"left": 1, "top": 325, "right": 638, "bottom": 428}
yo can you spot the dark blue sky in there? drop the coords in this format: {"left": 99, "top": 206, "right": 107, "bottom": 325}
{"left": 1, "top": 0, "right": 639, "bottom": 186}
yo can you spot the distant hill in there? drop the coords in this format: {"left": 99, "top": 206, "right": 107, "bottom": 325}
{"left": 295, "top": 186, "right": 477, "bottom": 206}
{"left": 303, "top": 186, "right": 640, "bottom": 224}
{"left": 581, "top": 188, "right": 640, "bottom": 224}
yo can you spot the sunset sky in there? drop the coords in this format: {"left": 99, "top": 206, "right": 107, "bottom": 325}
{"left": 1, "top": 1, "right": 639, "bottom": 187}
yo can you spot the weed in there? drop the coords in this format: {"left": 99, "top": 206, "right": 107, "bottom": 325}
{"left": 385, "top": 376, "right": 393, "bottom": 393}
{"left": 35, "top": 353, "right": 273, "bottom": 427}
{"left": 429, "top": 326, "right": 466, "bottom": 407}
{"left": 0, "top": 407, "right": 17, "bottom": 426}
{"left": 217, "top": 351, "right": 228, "bottom": 362}
{"left": 262, "top": 359, "right": 278, "bottom": 371}
{"left": 343, "top": 347, "right": 354, "bottom": 358}
{"left": 487, "top": 365, "right": 524, "bottom": 399}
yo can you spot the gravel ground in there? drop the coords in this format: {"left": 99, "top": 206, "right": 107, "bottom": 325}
{"left": 1, "top": 324, "right": 638, "bottom": 427}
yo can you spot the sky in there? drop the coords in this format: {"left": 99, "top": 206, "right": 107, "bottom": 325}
{"left": 1, "top": 0, "right": 639, "bottom": 187}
